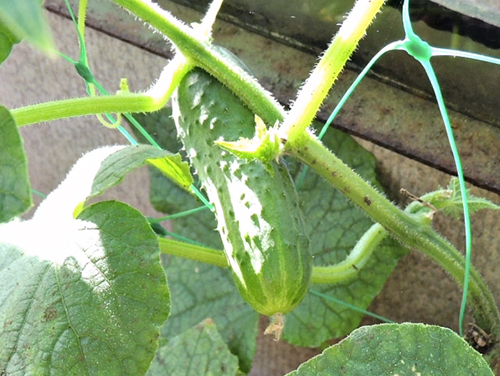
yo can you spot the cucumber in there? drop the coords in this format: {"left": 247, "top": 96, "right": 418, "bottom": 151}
{"left": 172, "top": 67, "right": 312, "bottom": 317}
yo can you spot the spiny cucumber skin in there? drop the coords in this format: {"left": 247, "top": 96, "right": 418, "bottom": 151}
{"left": 172, "top": 68, "right": 312, "bottom": 316}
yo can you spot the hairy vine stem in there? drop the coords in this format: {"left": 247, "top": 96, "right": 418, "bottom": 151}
{"left": 12, "top": 54, "right": 191, "bottom": 126}
{"left": 289, "top": 134, "right": 500, "bottom": 338}
{"left": 279, "top": 0, "right": 385, "bottom": 144}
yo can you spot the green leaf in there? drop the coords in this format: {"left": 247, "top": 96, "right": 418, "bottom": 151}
{"left": 0, "top": 0, "right": 55, "bottom": 55}
{"left": 160, "top": 256, "right": 258, "bottom": 374}
{"left": 282, "top": 123, "right": 408, "bottom": 347}
{"left": 214, "top": 115, "right": 281, "bottom": 166}
{"left": 285, "top": 323, "right": 494, "bottom": 376}
{"left": 33, "top": 146, "right": 125, "bottom": 220}
{"left": 146, "top": 319, "right": 240, "bottom": 376}
{"left": 0, "top": 200, "right": 170, "bottom": 375}
{"left": 28, "top": 145, "right": 190, "bottom": 219}
{"left": 90, "top": 144, "right": 193, "bottom": 198}
{"left": 0, "top": 104, "right": 31, "bottom": 222}
{"left": 130, "top": 111, "right": 259, "bottom": 373}
{"left": 0, "top": 21, "right": 20, "bottom": 66}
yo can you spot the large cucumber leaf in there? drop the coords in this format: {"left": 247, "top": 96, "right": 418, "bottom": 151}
{"left": 0, "top": 145, "right": 170, "bottom": 375}
{"left": 0, "top": 200, "right": 169, "bottom": 375}
{"left": 0, "top": 104, "right": 31, "bottom": 222}
{"left": 285, "top": 323, "right": 494, "bottom": 376}
{"left": 146, "top": 319, "right": 240, "bottom": 376}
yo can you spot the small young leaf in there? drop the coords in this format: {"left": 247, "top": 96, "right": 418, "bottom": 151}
{"left": 0, "top": 104, "right": 31, "bottom": 222}
{"left": 0, "top": 0, "right": 55, "bottom": 55}
{"left": 146, "top": 319, "right": 240, "bottom": 376}
{"left": 214, "top": 115, "right": 281, "bottom": 166}
{"left": 286, "top": 323, "right": 494, "bottom": 376}
{"left": 434, "top": 178, "right": 499, "bottom": 219}
{"left": 90, "top": 144, "right": 193, "bottom": 198}
{"left": 0, "top": 200, "right": 170, "bottom": 375}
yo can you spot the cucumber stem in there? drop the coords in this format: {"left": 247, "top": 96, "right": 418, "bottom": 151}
{"left": 111, "top": 0, "right": 284, "bottom": 127}
{"left": 290, "top": 133, "right": 500, "bottom": 338}
{"left": 13, "top": 54, "right": 192, "bottom": 127}
{"left": 312, "top": 223, "right": 387, "bottom": 284}
{"left": 280, "top": 0, "right": 386, "bottom": 145}
{"left": 158, "top": 237, "right": 228, "bottom": 268}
